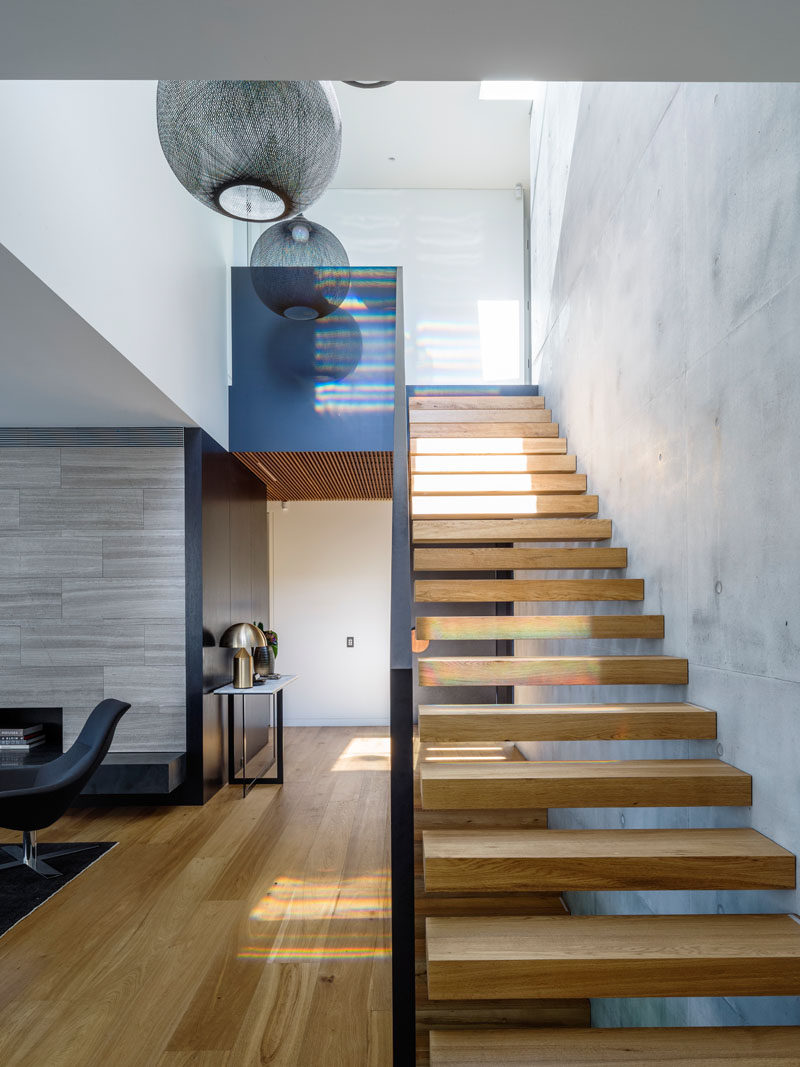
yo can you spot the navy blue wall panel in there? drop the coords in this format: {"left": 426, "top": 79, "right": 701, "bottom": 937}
{"left": 229, "top": 266, "right": 397, "bottom": 453}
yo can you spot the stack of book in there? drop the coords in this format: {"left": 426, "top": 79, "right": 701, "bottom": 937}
{"left": 0, "top": 724, "right": 46, "bottom": 754}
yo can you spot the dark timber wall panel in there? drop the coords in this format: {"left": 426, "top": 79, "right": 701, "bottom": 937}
{"left": 184, "top": 432, "right": 269, "bottom": 804}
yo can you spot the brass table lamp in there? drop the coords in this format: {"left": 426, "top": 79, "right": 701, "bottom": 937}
{"left": 220, "top": 623, "right": 267, "bottom": 689}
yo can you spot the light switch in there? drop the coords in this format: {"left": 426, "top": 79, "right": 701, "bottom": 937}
{"left": 346, "top": 636, "right": 354, "bottom": 648}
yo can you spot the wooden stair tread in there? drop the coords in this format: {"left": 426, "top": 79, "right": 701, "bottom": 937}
{"left": 414, "top": 547, "right": 626, "bottom": 570}
{"left": 415, "top": 615, "right": 663, "bottom": 642}
{"left": 410, "top": 409, "right": 553, "bottom": 424}
{"left": 411, "top": 454, "right": 576, "bottom": 474}
{"left": 412, "top": 518, "right": 611, "bottom": 542}
{"left": 415, "top": 579, "right": 643, "bottom": 602}
{"left": 410, "top": 423, "right": 560, "bottom": 438}
{"left": 422, "top": 828, "right": 795, "bottom": 891}
{"left": 409, "top": 395, "right": 546, "bottom": 409}
{"left": 412, "top": 473, "right": 587, "bottom": 495}
{"left": 411, "top": 495, "right": 599, "bottom": 519}
{"left": 425, "top": 914, "right": 800, "bottom": 999}
{"left": 419, "top": 758, "right": 751, "bottom": 809}
{"left": 429, "top": 1027, "right": 800, "bottom": 1065}
{"left": 417, "top": 655, "right": 689, "bottom": 687}
{"left": 411, "top": 438, "right": 568, "bottom": 455}
{"left": 418, "top": 701, "right": 715, "bottom": 741}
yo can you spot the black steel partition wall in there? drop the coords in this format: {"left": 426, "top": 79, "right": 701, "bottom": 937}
{"left": 389, "top": 272, "right": 415, "bottom": 1066}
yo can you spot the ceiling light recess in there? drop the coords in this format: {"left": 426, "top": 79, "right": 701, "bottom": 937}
{"left": 156, "top": 80, "right": 342, "bottom": 221}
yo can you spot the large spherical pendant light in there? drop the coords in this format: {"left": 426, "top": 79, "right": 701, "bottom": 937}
{"left": 249, "top": 215, "right": 351, "bottom": 320}
{"left": 156, "top": 81, "right": 342, "bottom": 221}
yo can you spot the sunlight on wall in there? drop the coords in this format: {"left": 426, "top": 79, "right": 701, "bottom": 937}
{"left": 478, "top": 299, "right": 520, "bottom": 381}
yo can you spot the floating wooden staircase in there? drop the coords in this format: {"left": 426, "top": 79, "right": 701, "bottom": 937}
{"left": 409, "top": 391, "right": 799, "bottom": 1065}
{"left": 429, "top": 1027, "right": 800, "bottom": 1065}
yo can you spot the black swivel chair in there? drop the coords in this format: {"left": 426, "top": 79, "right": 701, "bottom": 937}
{"left": 0, "top": 698, "right": 131, "bottom": 877}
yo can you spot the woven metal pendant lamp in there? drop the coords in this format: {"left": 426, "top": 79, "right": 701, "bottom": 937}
{"left": 250, "top": 216, "right": 351, "bottom": 320}
{"left": 156, "top": 81, "right": 342, "bottom": 221}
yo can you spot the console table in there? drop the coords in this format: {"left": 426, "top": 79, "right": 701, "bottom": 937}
{"left": 213, "top": 675, "right": 297, "bottom": 797}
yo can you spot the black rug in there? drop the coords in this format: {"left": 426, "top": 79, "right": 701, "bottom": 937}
{"left": 0, "top": 842, "right": 116, "bottom": 937}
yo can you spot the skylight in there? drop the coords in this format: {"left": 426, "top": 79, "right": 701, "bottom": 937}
{"left": 479, "top": 80, "right": 544, "bottom": 101}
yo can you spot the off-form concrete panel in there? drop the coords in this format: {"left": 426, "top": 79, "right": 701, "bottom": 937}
{"left": 530, "top": 81, "right": 800, "bottom": 1029}
{"left": 1, "top": 2, "right": 800, "bottom": 80}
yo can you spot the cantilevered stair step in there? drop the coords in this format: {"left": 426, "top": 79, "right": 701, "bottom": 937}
{"left": 409, "top": 395, "right": 546, "bottom": 410}
{"left": 411, "top": 454, "right": 576, "bottom": 474}
{"left": 415, "top": 579, "right": 643, "bottom": 603}
{"left": 417, "top": 655, "right": 688, "bottom": 687}
{"left": 412, "top": 473, "right": 587, "bottom": 495}
{"left": 428, "top": 1027, "right": 800, "bottom": 1066}
{"left": 425, "top": 913, "right": 800, "bottom": 1000}
{"left": 417, "top": 702, "right": 715, "bottom": 742}
{"left": 410, "top": 422, "right": 560, "bottom": 439}
{"left": 411, "top": 438, "right": 568, "bottom": 456}
{"left": 414, "top": 546, "right": 627, "bottom": 571}
{"left": 410, "top": 408, "right": 553, "bottom": 424}
{"left": 419, "top": 759, "right": 751, "bottom": 810}
{"left": 415, "top": 615, "right": 662, "bottom": 643}
{"left": 412, "top": 518, "right": 611, "bottom": 543}
{"left": 412, "top": 494, "right": 599, "bottom": 519}
{"left": 422, "top": 828, "right": 796, "bottom": 892}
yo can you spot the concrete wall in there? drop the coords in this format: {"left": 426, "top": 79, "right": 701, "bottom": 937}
{"left": 521, "top": 82, "right": 800, "bottom": 1028}
{"left": 0, "top": 82, "right": 233, "bottom": 445}
{"left": 0, "top": 444, "right": 186, "bottom": 752}
{"left": 269, "top": 500, "right": 391, "bottom": 726}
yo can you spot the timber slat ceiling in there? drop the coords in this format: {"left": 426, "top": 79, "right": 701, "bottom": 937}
{"left": 236, "top": 451, "right": 393, "bottom": 501}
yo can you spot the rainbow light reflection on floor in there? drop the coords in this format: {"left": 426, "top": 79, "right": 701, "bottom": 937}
{"left": 239, "top": 871, "right": 391, "bottom": 961}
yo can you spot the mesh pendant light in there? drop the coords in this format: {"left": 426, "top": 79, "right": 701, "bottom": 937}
{"left": 249, "top": 215, "right": 351, "bottom": 320}
{"left": 156, "top": 81, "right": 342, "bottom": 221}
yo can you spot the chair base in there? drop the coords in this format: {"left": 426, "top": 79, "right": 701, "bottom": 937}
{"left": 0, "top": 830, "right": 98, "bottom": 878}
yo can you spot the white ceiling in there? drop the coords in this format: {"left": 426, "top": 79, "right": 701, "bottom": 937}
{"left": 1, "top": 1, "right": 799, "bottom": 80}
{"left": 333, "top": 82, "right": 531, "bottom": 190}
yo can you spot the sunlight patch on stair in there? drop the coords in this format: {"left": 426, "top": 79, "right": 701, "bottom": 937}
{"left": 413, "top": 437, "right": 528, "bottom": 454}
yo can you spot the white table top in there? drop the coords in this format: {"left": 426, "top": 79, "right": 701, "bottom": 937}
{"left": 213, "top": 674, "right": 298, "bottom": 696}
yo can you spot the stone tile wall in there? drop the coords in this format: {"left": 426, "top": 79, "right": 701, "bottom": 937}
{"left": 0, "top": 446, "right": 185, "bottom": 751}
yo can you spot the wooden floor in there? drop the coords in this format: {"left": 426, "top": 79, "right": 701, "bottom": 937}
{"left": 0, "top": 727, "right": 391, "bottom": 1067}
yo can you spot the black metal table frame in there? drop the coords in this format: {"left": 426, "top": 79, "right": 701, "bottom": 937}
{"left": 226, "top": 688, "right": 284, "bottom": 797}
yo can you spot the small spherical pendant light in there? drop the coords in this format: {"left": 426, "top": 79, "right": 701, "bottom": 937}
{"left": 343, "top": 81, "right": 395, "bottom": 89}
{"left": 249, "top": 215, "right": 351, "bottom": 320}
{"left": 156, "top": 81, "right": 342, "bottom": 221}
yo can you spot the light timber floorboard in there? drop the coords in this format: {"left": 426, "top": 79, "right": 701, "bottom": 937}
{"left": 0, "top": 727, "right": 391, "bottom": 1067}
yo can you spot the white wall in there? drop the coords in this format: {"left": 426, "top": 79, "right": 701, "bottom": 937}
{"left": 0, "top": 81, "right": 233, "bottom": 445}
{"left": 239, "top": 188, "right": 527, "bottom": 385}
{"left": 269, "top": 500, "right": 391, "bottom": 726}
